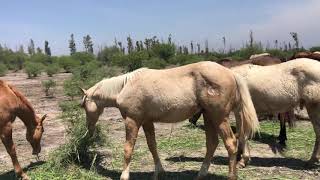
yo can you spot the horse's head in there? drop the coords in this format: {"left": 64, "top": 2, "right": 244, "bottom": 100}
{"left": 26, "top": 114, "right": 47, "bottom": 155}
{"left": 80, "top": 88, "right": 103, "bottom": 136}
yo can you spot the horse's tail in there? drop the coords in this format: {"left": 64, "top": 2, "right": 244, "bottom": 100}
{"left": 233, "top": 74, "right": 259, "bottom": 140}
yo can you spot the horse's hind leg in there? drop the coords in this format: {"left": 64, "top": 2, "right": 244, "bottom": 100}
{"left": 306, "top": 103, "right": 320, "bottom": 164}
{"left": 278, "top": 113, "right": 287, "bottom": 146}
{"left": 197, "top": 112, "right": 219, "bottom": 179}
{"left": 120, "top": 117, "right": 141, "bottom": 180}
{"left": 235, "top": 112, "right": 250, "bottom": 168}
{"left": 0, "top": 122, "right": 29, "bottom": 180}
{"left": 217, "top": 117, "right": 237, "bottom": 180}
{"left": 142, "top": 122, "right": 164, "bottom": 179}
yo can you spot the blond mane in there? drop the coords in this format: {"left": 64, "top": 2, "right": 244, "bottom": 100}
{"left": 249, "top": 53, "right": 270, "bottom": 59}
{"left": 87, "top": 68, "right": 148, "bottom": 99}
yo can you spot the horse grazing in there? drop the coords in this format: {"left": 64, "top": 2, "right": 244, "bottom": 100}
{"left": 0, "top": 80, "right": 47, "bottom": 180}
{"left": 80, "top": 62, "right": 259, "bottom": 180}
{"left": 230, "top": 58, "right": 320, "bottom": 167}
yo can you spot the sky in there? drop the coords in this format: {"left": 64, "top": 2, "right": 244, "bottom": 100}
{"left": 0, "top": 0, "right": 319, "bottom": 55}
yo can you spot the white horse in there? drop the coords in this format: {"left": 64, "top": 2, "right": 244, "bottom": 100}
{"left": 232, "top": 58, "right": 320, "bottom": 167}
{"left": 80, "top": 61, "right": 259, "bottom": 180}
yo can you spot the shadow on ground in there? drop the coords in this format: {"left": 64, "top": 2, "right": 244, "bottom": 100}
{"left": 166, "top": 155, "right": 319, "bottom": 170}
{"left": 96, "top": 167, "right": 227, "bottom": 180}
{"left": 0, "top": 161, "right": 45, "bottom": 180}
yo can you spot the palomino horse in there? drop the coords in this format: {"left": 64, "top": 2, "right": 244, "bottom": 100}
{"left": 231, "top": 58, "right": 320, "bottom": 167}
{"left": 80, "top": 62, "right": 259, "bottom": 180}
{"left": 0, "top": 80, "right": 47, "bottom": 180}
{"left": 191, "top": 54, "right": 293, "bottom": 145}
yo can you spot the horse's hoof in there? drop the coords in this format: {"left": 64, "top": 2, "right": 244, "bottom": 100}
{"left": 228, "top": 175, "right": 237, "bottom": 180}
{"left": 236, "top": 158, "right": 247, "bottom": 169}
{"left": 21, "top": 173, "right": 30, "bottom": 180}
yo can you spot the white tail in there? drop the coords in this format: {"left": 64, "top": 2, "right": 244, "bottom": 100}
{"left": 233, "top": 74, "right": 259, "bottom": 139}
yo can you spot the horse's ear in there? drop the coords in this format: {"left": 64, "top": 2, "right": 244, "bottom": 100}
{"left": 41, "top": 114, "right": 47, "bottom": 122}
{"left": 79, "top": 87, "right": 87, "bottom": 94}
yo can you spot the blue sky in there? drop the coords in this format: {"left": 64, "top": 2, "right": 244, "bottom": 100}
{"left": 1, "top": 0, "right": 319, "bottom": 55}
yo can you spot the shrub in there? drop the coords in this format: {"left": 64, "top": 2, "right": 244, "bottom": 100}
{"left": 151, "top": 43, "right": 176, "bottom": 61}
{"left": 142, "top": 57, "right": 167, "bottom": 69}
{"left": 42, "top": 79, "right": 56, "bottom": 97}
{"left": 49, "top": 101, "right": 106, "bottom": 167}
{"left": 25, "top": 62, "right": 44, "bottom": 78}
{"left": 58, "top": 56, "right": 80, "bottom": 73}
{"left": 46, "top": 64, "right": 60, "bottom": 77}
{"left": 309, "top": 46, "right": 320, "bottom": 52}
{"left": 0, "top": 63, "right": 8, "bottom": 76}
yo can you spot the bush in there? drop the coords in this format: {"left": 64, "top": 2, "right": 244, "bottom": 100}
{"left": 46, "top": 64, "right": 60, "bottom": 77}
{"left": 58, "top": 56, "right": 80, "bottom": 73}
{"left": 25, "top": 62, "right": 44, "bottom": 78}
{"left": 0, "top": 63, "right": 8, "bottom": 76}
{"left": 42, "top": 79, "right": 56, "bottom": 97}
{"left": 151, "top": 43, "right": 176, "bottom": 61}
{"left": 310, "top": 46, "right": 320, "bottom": 52}
{"left": 142, "top": 57, "right": 167, "bottom": 69}
{"left": 49, "top": 101, "right": 106, "bottom": 167}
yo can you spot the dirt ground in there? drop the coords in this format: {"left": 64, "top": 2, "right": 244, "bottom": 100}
{"left": 0, "top": 72, "right": 319, "bottom": 179}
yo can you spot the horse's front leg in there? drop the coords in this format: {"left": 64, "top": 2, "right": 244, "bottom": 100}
{"left": 120, "top": 117, "right": 141, "bottom": 180}
{"left": 0, "top": 122, "right": 29, "bottom": 180}
{"left": 143, "top": 122, "right": 164, "bottom": 180}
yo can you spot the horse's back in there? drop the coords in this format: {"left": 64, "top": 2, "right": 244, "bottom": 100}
{"left": 117, "top": 61, "right": 235, "bottom": 122}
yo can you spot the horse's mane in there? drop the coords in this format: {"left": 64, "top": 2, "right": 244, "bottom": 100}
{"left": 88, "top": 68, "right": 148, "bottom": 99}
{"left": 7, "top": 83, "right": 35, "bottom": 114}
{"left": 249, "top": 53, "right": 270, "bottom": 59}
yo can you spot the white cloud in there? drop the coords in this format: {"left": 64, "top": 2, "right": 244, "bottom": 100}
{"left": 232, "top": 0, "right": 320, "bottom": 48}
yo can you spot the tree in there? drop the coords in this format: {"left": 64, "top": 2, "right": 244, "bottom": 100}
{"left": 28, "top": 39, "right": 35, "bottom": 55}
{"left": 190, "top": 41, "right": 194, "bottom": 54}
{"left": 36, "top": 47, "right": 43, "bottom": 54}
{"left": 222, "top": 36, "right": 226, "bottom": 54}
{"left": 205, "top": 40, "right": 209, "bottom": 54}
{"left": 197, "top": 43, "right": 200, "bottom": 54}
{"left": 69, "top": 34, "right": 76, "bottom": 55}
{"left": 127, "top": 36, "right": 134, "bottom": 54}
{"left": 290, "top": 32, "right": 299, "bottom": 50}
{"left": 44, "top": 41, "right": 51, "bottom": 56}
{"left": 18, "top": 45, "right": 24, "bottom": 53}
{"left": 168, "top": 34, "right": 172, "bottom": 44}
{"left": 249, "top": 30, "right": 254, "bottom": 48}
{"left": 83, "top": 35, "right": 94, "bottom": 54}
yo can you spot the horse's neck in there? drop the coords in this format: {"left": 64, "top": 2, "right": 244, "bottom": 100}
{"left": 90, "top": 74, "right": 128, "bottom": 107}
{"left": 16, "top": 101, "right": 37, "bottom": 128}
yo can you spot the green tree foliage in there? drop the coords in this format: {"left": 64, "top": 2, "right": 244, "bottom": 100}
{"left": 151, "top": 43, "right": 176, "bottom": 61}
{"left": 46, "top": 63, "right": 60, "bottom": 77}
{"left": 42, "top": 79, "right": 56, "bottom": 96}
{"left": 25, "top": 62, "right": 44, "bottom": 78}
{"left": 44, "top": 41, "right": 51, "bottom": 56}
{"left": 28, "top": 39, "right": 35, "bottom": 55}
{"left": 58, "top": 56, "right": 80, "bottom": 72}
{"left": 83, "top": 35, "right": 93, "bottom": 54}
{"left": 69, "top": 34, "right": 76, "bottom": 55}
{"left": 310, "top": 46, "right": 320, "bottom": 52}
{"left": 0, "top": 63, "right": 8, "bottom": 76}
{"left": 97, "top": 46, "right": 122, "bottom": 65}
{"left": 72, "top": 52, "right": 95, "bottom": 65}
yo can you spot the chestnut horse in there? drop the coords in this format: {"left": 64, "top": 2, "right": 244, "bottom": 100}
{"left": 0, "top": 80, "right": 46, "bottom": 180}
{"left": 191, "top": 54, "right": 293, "bottom": 145}
{"left": 290, "top": 51, "right": 320, "bottom": 61}
{"left": 80, "top": 62, "right": 259, "bottom": 180}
